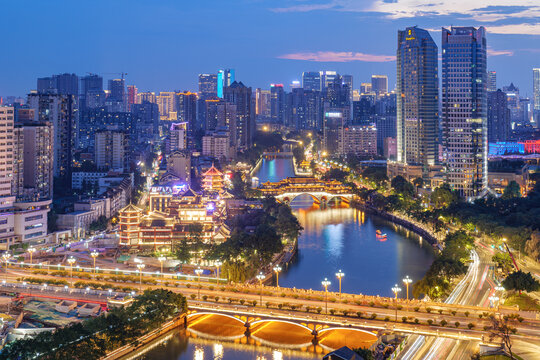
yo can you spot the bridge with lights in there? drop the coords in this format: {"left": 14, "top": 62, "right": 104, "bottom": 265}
{"left": 259, "top": 177, "right": 355, "bottom": 205}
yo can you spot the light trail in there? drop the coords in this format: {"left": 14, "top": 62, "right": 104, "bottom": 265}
{"left": 400, "top": 250, "right": 480, "bottom": 360}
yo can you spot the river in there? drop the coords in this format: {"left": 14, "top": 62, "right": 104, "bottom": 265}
{"left": 133, "top": 157, "right": 435, "bottom": 360}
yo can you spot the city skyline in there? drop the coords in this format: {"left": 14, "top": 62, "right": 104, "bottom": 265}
{"left": 0, "top": 0, "right": 539, "bottom": 97}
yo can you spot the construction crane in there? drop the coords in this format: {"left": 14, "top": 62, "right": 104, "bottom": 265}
{"left": 103, "top": 72, "right": 128, "bottom": 80}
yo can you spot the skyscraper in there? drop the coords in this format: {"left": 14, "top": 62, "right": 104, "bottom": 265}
{"left": 37, "top": 73, "right": 79, "bottom": 95}
{"left": 223, "top": 81, "right": 254, "bottom": 149}
{"left": 396, "top": 26, "right": 439, "bottom": 176}
{"left": 175, "top": 91, "right": 198, "bottom": 132}
{"left": 80, "top": 74, "right": 105, "bottom": 110}
{"left": 302, "top": 72, "right": 321, "bottom": 91}
{"left": 107, "top": 79, "right": 126, "bottom": 111}
{"left": 28, "top": 93, "right": 76, "bottom": 183}
{"left": 442, "top": 26, "right": 488, "bottom": 198}
{"left": 371, "top": 75, "right": 388, "bottom": 96}
{"left": 291, "top": 88, "right": 322, "bottom": 130}
{"left": 320, "top": 71, "right": 338, "bottom": 92}
{"left": 217, "top": 69, "right": 235, "bottom": 98}
{"left": 127, "top": 85, "right": 138, "bottom": 110}
{"left": 534, "top": 68, "right": 540, "bottom": 124}
{"left": 255, "top": 89, "right": 271, "bottom": 118}
{"left": 95, "top": 130, "right": 129, "bottom": 172}
{"left": 270, "top": 84, "right": 285, "bottom": 124}
{"left": 487, "top": 90, "right": 511, "bottom": 142}
{"left": 487, "top": 71, "right": 497, "bottom": 92}
{"left": 199, "top": 74, "right": 218, "bottom": 99}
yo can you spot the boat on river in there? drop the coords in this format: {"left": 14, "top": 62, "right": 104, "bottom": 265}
{"left": 376, "top": 230, "right": 387, "bottom": 241}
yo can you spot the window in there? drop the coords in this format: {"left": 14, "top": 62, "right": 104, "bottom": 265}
{"left": 25, "top": 214, "right": 43, "bottom": 222}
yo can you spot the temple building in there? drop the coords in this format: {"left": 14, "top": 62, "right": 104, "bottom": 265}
{"left": 201, "top": 164, "right": 224, "bottom": 193}
{"left": 118, "top": 187, "right": 229, "bottom": 252}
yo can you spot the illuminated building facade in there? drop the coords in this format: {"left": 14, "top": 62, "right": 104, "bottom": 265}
{"left": 442, "top": 26, "right": 488, "bottom": 198}
{"left": 396, "top": 26, "right": 439, "bottom": 176}
{"left": 201, "top": 164, "right": 224, "bottom": 193}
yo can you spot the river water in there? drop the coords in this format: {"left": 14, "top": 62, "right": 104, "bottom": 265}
{"left": 135, "top": 157, "right": 434, "bottom": 360}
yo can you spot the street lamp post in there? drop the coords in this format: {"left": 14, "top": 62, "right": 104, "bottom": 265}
{"left": 67, "top": 257, "right": 76, "bottom": 286}
{"left": 2, "top": 253, "right": 11, "bottom": 281}
{"left": 195, "top": 267, "right": 203, "bottom": 299}
{"left": 137, "top": 263, "right": 145, "bottom": 292}
{"left": 28, "top": 247, "right": 36, "bottom": 265}
{"left": 402, "top": 276, "right": 412, "bottom": 301}
{"left": 335, "top": 270, "right": 345, "bottom": 297}
{"left": 489, "top": 295, "right": 500, "bottom": 310}
{"left": 215, "top": 260, "right": 222, "bottom": 281}
{"left": 321, "top": 278, "right": 331, "bottom": 315}
{"left": 256, "top": 272, "right": 265, "bottom": 306}
{"left": 158, "top": 256, "right": 166, "bottom": 276}
{"left": 392, "top": 284, "right": 402, "bottom": 322}
{"left": 90, "top": 250, "right": 99, "bottom": 274}
{"left": 273, "top": 265, "right": 282, "bottom": 288}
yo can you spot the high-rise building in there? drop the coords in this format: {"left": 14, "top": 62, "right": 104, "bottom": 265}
{"left": 338, "top": 125, "right": 377, "bottom": 157}
{"left": 217, "top": 69, "right": 235, "bottom": 98}
{"left": 80, "top": 74, "right": 105, "bottom": 110}
{"left": 360, "top": 83, "right": 372, "bottom": 94}
{"left": 0, "top": 107, "right": 14, "bottom": 198}
{"left": 255, "top": 89, "right": 271, "bottom": 118}
{"left": 216, "top": 103, "right": 237, "bottom": 147}
{"left": 442, "top": 26, "right": 488, "bottom": 198}
{"left": 323, "top": 110, "right": 346, "bottom": 154}
{"left": 176, "top": 92, "right": 198, "bottom": 132}
{"left": 157, "top": 92, "right": 176, "bottom": 120}
{"left": 127, "top": 85, "right": 138, "bottom": 110}
{"left": 371, "top": 75, "right": 388, "bottom": 96}
{"left": 487, "top": 71, "right": 497, "bottom": 92}
{"left": 320, "top": 71, "right": 339, "bottom": 92}
{"left": 533, "top": 68, "right": 540, "bottom": 124}
{"left": 132, "top": 101, "right": 160, "bottom": 141}
{"left": 137, "top": 92, "right": 157, "bottom": 104}
{"left": 95, "top": 131, "right": 129, "bottom": 172}
{"left": 270, "top": 84, "right": 285, "bottom": 124}
{"left": 17, "top": 122, "right": 53, "bottom": 201}
{"left": 396, "top": 26, "right": 439, "bottom": 176}
{"left": 107, "top": 79, "right": 126, "bottom": 111}
{"left": 502, "top": 83, "right": 520, "bottom": 127}
{"left": 291, "top": 88, "right": 322, "bottom": 130}
{"left": 168, "top": 122, "right": 187, "bottom": 154}
{"left": 37, "top": 73, "right": 79, "bottom": 95}
{"left": 28, "top": 93, "right": 76, "bottom": 182}
{"left": 342, "top": 75, "right": 353, "bottom": 103}
{"left": 487, "top": 90, "right": 511, "bottom": 142}
{"left": 302, "top": 72, "right": 322, "bottom": 91}
{"left": 223, "top": 81, "right": 254, "bottom": 149}
{"left": 167, "top": 150, "right": 191, "bottom": 183}
{"left": 199, "top": 74, "right": 218, "bottom": 99}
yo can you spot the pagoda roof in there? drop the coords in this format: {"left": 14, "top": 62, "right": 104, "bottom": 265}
{"left": 181, "top": 188, "right": 199, "bottom": 198}
{"left": 120, "top": 203, "right": 142, "bottom": 213}
{"left": 202, "top": 165, "right": 223, "bottom": 177}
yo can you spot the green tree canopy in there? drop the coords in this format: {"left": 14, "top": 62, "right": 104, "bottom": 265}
{"left": 502, "top": 180, "right": 521, "bottom": 199}
{"left": 391, "top": 175, "right": 415, "bottom": 197}
{"left": 502, "top": 270, "right": 540, "bottom": 293}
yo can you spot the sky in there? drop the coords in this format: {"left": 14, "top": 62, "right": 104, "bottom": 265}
{"left": 1, "top": 0, "right": 539, "bottom": 97}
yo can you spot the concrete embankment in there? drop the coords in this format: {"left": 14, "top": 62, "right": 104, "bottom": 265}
{"left": 352, "top": 201, "right": 441, "bottom": 249}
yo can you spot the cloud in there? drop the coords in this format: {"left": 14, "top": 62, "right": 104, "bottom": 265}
{"left": 487, "top": 47, "right": 514, "bottom": 56}
{"left": 271, "top": 1, "right": 540, "bottom": 35}
{"left": 277, "top": 51, "right": 396, "bottom": 62}
{"left": 270, "top": 2, "right": 337, "bottom": 13}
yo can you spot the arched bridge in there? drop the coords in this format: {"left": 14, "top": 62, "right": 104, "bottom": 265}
{"left": 186, "top": 305, "right": 378, "bottom": 352}
{"left": 259, "top": 177, "right": 355, "bottom": 205}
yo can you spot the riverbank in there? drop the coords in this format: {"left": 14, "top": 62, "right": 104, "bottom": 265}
{"left": 351, "top": 200, "right": 442, "bottom": 249}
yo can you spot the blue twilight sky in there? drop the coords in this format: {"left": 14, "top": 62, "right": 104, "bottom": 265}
{"left": 0, "top": 0, "right": 539, "bottom": 97}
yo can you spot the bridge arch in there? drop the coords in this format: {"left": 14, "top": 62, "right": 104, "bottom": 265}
{"left": 318, "top": 327, "right": 377, "bottom": 336}
{"left": 187, "top": 311, "right": 245, "bottom": 325}
{"left": 249, "top": 319, "right": 313, "bottom": 333}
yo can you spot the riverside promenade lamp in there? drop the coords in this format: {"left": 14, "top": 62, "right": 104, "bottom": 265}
{"left": 273, "top": 265, "right": 282, "bottom": 288}
{"left": 392, "top": 284, "right": 402, "bottom": 322}
{"left": 27, "top": 247, "right": 36, "bottom": 265}
{"left": 90, "top": 250, "right": 99, "bottom": 274}
{"left": 402, "top": 276, "right": 412, "bottom": 300}
{"left": 67, "top": 257, "right": 76, "bottom": 286}
{"left": 256, "top": 272, "right": 265, "bottom": 305}
{"left": 322, "top": 278, "right": 331, "bottom": 315}
{"left": 137, "top": 263, "right": 146, "bottom": 292}
{"left": 335, "top": 270, "right": 345, "bottom": 296}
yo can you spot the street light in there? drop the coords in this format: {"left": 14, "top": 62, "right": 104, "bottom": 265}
{"left": 67, "top": 256, "right": 76, "bottom": 286}
{"left": 256, "top": 272, "right": 265, "bottom": 306}
{"left": 2, "top": 253, "right": 11, "bottom": 281}
{"left": 392, "top": 284, "right": 402, "bottom": 322}
{"left": 273, "top": 265, "right": 282, "bottom": 288}
{"left": 321, "top": 278, "right": 331, "bottom": 315}
{"left": 28, "top": 247, "right": 36, "bottom": 265}
{"left": 137, "top": 263, "right": 145, "bottom": 292}
{"left": 402, "top": 276, "right": 412, "bottom": 300}
{"left": 195, "top": 267, "right": 203, "bottom": 299}
{"left": 215, "top": 260, "right": 222, "bottom": 281}
{"left": 489, "top": 295, "right": 500, "bottom": 309}
{"left": 158, "top": 256, "right": 166, "bottom": 276}
{"left": 335, "top": 270, "right": 345, "bottom": 296}
{"left": 90, "top": 250, "right": 99, "bottom": 274}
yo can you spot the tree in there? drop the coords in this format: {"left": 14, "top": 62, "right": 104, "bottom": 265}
{"left": 391, "top": 175, "right": 415, "bottom": 198}
{"left": 502, "top": 181, "right": 521, "bottom": 199}
{"left": 323, "top": 168, "right": 348, "bottom": 182}
{"left": 502, "top": 270, "right": 540, "bottom": 294}
{"left": 231, "top": 171, "right": 247, "bottom": 198}
{"left": 492, "top": 253, "right": 514, "bottom": 273}
{"left": 486, "top": 314, "right": 518, "bottom": 359}
{"left": 430, "top": 183, "right": 458, "bottom": 208}
{"left": 412, "top": 177, "right": 424, "bottom": 189}
{"left": 353, "top": 347, "right": 374, "bottom": 360}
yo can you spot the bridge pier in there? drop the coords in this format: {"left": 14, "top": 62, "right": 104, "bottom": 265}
{"left": 244, "top": 321, "right": 251, "bottom": 337}
{"left": 311, "top": 329, "right": 319, "bottom": 346}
